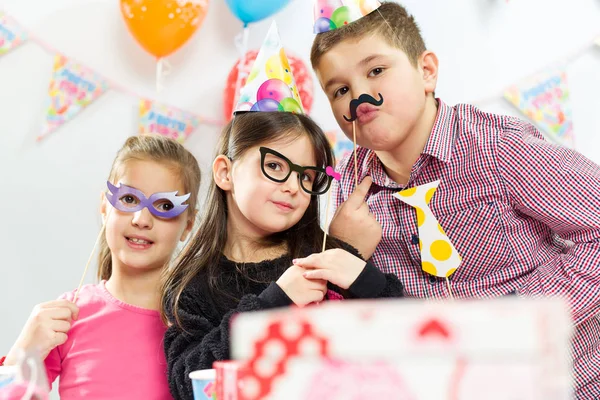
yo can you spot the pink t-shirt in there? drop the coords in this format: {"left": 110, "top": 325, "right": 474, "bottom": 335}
{"left": 44, "top": 281, "right": 172, "bottom": 399}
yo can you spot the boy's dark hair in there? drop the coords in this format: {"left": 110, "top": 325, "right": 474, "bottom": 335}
{"left": 311, "top": 2, "right": 427, "bottom": 70}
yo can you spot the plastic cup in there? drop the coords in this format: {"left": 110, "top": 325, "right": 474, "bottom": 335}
{"left": 189, "top": 368, "right": 216, "bottom": 400}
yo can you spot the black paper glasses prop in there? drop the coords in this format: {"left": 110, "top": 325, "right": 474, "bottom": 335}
{"left": 259, "top": 147, "right": 332, "bottom": 195}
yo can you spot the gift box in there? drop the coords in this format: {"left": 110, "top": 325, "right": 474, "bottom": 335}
{"left": 213, "top": 361, "right": 248, "bottom": 400}
{"left": 230, "top": 298, "right": 572, "bottom": 399}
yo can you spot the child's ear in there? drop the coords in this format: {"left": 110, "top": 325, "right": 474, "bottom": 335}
{"left": 180, "top": 210, "right": 196, "bottom": 242}
{"left": 213, "top": 155, "right": 233, "bottom": 191}
{"left": 419, "top": 50, "right": 439, "bottom": 95}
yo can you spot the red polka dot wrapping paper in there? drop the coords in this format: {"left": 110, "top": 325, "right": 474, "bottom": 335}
{"left": 229, "top": 298, "right": 573, "bottom": 399}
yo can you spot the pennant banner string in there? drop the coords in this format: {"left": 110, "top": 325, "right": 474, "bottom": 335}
{"left": 474, "top": 34, "right": 600, "bottom": 107}
{"left": 0, "top": 9, "right": 224, "bottom": 127}
{"left": 2, "top": 10, "right": 598, "bottom": 126}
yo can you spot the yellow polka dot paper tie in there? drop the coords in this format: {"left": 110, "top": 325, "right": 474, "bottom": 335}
{"left": 393, "top": 180, "right": 462, "bottom": 278}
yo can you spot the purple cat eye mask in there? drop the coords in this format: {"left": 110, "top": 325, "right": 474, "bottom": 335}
{"left": 106, "top": 181, "right": 190, "bottom": 219}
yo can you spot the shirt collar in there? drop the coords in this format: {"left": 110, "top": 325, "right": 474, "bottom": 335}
{"left": 361, "top": 99, "right": 456, "bottom": 189}
{"left": 422, "top": 98, "right": 456, "bottom": 164}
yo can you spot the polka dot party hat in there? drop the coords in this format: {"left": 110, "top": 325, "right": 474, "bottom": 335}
{"left": 234, "top": 21, "right": 304, "bottom": 115}
{"left": 313, "top": 0, "right": 381, "bottom": 34}
{"left": 393, "top": 181, "right": 462, "bottom": 278}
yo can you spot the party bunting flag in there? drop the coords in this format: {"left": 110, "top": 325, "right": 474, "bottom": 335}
{"left": 0, "top": 12, "right": 28, "bottom": 56}
{"left": 504, "top": 68, "right": 574, "bottom": 148}
{"left": 138, "top": 99, "right": 199, "bottom": 143}
{"left": 40, "top": 55, "right": 109, "bottom": 140}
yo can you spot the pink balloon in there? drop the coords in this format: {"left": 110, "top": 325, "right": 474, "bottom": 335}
{"left": 314, "top": 3, "right": 335, "bottom": 19}
{"left": 256, "top": 79, "right": 293, "bottom": 103}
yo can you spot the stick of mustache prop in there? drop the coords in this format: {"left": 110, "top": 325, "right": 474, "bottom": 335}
{"left": 352, "top": 121, "right": 358, "bottom": 188}
{"left": 446, "top": 277, "right": 455, "bottom": 301}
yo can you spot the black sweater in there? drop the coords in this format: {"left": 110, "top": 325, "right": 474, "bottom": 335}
{"left": 164, "top": 249, "right": 404, "bottom": 400}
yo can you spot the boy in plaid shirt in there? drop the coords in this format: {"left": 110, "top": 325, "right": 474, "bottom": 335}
{"left": 310, "top": 1, "right": 600, "bottom": 397}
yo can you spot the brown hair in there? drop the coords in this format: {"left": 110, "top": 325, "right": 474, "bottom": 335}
{"left": 97, "top": 135, "right": 201, "bottom": 281}
{"left": 161, "top": 111, "right": 343, "bottom": 328}
{"left": 311, "top": 1, "right": 427, "bottom": 70}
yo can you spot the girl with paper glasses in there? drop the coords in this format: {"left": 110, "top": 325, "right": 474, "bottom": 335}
{"left": 2, "top": 135, "right": 200, "bottom": 399}
{"left": 161, "top": 110, "right": 405, "bottom": 399}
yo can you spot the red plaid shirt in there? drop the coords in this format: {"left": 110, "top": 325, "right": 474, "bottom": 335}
{"left": 333, "top": 99, "right": 600, "bottom": 398}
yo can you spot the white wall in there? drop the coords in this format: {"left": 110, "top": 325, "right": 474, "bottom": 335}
{"left": 1, "top": 0, "right": 599, "bottom": 396}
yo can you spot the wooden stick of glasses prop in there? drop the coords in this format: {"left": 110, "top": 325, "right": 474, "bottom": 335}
{"left": 322, "top": 167, "right": 342, "bottom": 252}
{"left": 343, "top": 93, "right": 384, "bottom": 189}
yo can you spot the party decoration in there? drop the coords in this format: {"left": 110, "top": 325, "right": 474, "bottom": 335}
{"left": 225, "top": 0, "right": 291, "bottom": 26}
{"left": 313, "top": 0, "right": 381, "bottom": 34}
{"left": 40, "top": 55, "right": 108, "bottom": 140}
{"left": 259, "top": 147, "right": 331, "bottom": 195}
{"left": 393, "top": 181, "right": 462, "bottom": 278}
{"left": 344, "top": 92, "right": 384, "bottom": 122}
{"left": 234, "top": 22, "right": 304, "bottom": 115}
{"left": 241, "top": 318, "right": 330, "bottom": 399}
{"left": 504, "top": 68, "right": 574, "bottom": 148}
{"left": 138, "top": 99, "right": 199, "bottom": 143}
{"left": 418, "top": 318, "right": 451, "bottom": 340}
{"left": 223, "top": 49, "right": 313, "bottom": 119}
{"left": 0, "top": 11, "right": 27, "bottom": 56}
{"left": 0, "top": 12, "right": 594, "bottom": 146}
{"left": 214, "top": 361, "right": 248, "bottom": 400}
{"left": 231, "top": 299, "right": 573, "bottom": 399}
{"left": 120, "top": 0, "right": 209, "bottom": 58}
{"left": 106, "top": 181, "right": 191, "bottom": 218}
{"left": 325, "top": 130, "right": 353, "bottom": 163}
{"left": 325, "top": 166, "right": 341, "bottom": 181}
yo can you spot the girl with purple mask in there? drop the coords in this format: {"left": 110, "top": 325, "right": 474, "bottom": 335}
{"left": 2, "top": 135, "right": 201, "bottom": 399}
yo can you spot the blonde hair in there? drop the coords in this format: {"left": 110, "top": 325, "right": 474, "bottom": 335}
{"left": 311, "top": 1, "right": 427, "bottom": 69}
{"left": 97, "top": 135, "right": 201, "bottom": 281}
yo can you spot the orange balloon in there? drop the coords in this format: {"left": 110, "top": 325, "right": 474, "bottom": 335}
{"left": 120, "top": 0, "right": 209, "bottom": 58}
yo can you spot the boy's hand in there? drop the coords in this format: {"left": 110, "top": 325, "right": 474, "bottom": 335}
{"left": 4, "top": 299, "right": 79, "bottom": 364}
{"left": 329, "top": 176, "right": 381, "bottom": 259}
{"left": 294, "top": 249, "right": 366, "bottom": 290}
{"left": 276, "top": 265, "right": 327, "bottom": 307}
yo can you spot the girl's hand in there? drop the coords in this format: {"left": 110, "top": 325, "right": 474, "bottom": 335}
{"left": 294, "top": 249, "right": 366, "bottom": 290}
{"left": 4, "top": 299, "right": 79, "bottom": 364}
{"left": 276, "top": 265, "right": 327, "bottom": 307}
